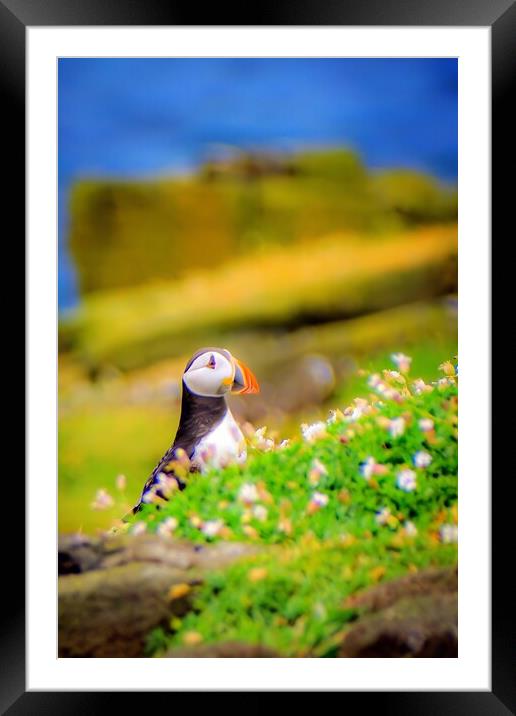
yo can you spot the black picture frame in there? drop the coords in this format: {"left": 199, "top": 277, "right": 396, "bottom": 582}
{"left": 3, "top": 0, "right": 509, "bottom": 711}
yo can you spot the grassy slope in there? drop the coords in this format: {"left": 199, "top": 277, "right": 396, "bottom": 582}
{"left": 125, "top": 360, "right": 458, "bottom": 657}
{"left": 59, "top": 404, "right": 174, "bottom": 533}
{"left": 58, "top": 330, "right": 456, "bottom": 534}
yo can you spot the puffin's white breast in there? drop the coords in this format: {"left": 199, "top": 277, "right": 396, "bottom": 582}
{"left": 191, "top": 409, "right": 246, "bottom": 471}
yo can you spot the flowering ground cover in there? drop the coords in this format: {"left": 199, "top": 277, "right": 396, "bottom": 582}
{"left": 58, "top": 316, "right": 457, "bottom": 534}
{"left": 118, "top": 356, "right": 458, "bottom": 656}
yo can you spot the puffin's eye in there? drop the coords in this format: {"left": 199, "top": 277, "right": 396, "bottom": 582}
{"left": 207, "top": 354, "right": 216, "bottom": 369}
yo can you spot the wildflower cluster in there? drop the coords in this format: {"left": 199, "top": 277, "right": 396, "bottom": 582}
{"left": 129, "top": 355, "right": 458, "bottom": 548}
{"left": 138, "top": 355, "right": 458, "bottom": 657}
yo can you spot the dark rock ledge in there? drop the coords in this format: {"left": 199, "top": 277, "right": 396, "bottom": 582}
{"left": 59, "top": 533, "right": 457, "bottom": 658}
{"left": 339, "top": 566, "right": 458, "bottom": 657}
{"left": 58, "top": 533, "right": 259, "bottom": 658}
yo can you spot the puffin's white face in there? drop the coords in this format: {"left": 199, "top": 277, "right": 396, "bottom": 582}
{"left": 182, "top": 348, "right": 259, "bottom": 398}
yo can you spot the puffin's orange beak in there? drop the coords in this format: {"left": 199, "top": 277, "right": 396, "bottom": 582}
{"left": 231, "top": 357, "right": 260, "bottom": 395}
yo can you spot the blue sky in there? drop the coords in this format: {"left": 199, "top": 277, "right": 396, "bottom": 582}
{"left": 58, "top": 58, "right": 457, "bottom": 309}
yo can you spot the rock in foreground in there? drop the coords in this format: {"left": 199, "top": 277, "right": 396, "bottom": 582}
{"left": 58, "top": 533, "right": 258, "bottom": 657}
{"left": 339, "top": 567, "right": 457, "bottom": 658}
{"left": 59, "top": 533, "right": 457, "bottom": 658}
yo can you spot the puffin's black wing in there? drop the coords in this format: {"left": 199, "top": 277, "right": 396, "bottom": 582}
{"left": 131, "top": 385, "right": 228, "bottom": 515}
{"left": 131, "top": 442, "right": 194, "bottom": 514}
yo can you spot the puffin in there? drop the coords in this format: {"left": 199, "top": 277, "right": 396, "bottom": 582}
{"left": 132, "top": 347, "right": 259, "bottom": 513}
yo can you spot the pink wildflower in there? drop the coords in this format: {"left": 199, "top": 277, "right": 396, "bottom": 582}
{"left": 201, "top": 520, "right": 224, "bottom": 538}
{"left": 91, "top": 489, "right": 114, "bottom": 511}
{"left": 391, "top": 353, "right": 412, "bottom": 374}
{"left": 360, "top": 456, "right": 388, "bottom": 480}
{"left": 157, "top": 517, "right": 178, "bottom": 537}
{"left": 308, "top": 458, "right": 328, "bottom": 486}
{"left": 419, "top": 418, "right": 435, "bottom": 433}
{"left": 310, "top": 492, "right": 329, "bottom": 508}
{"left": 389, "top": 417, "right": 406, "bottom": 438}
{"left": 238, "top": 483, "right": 260, "bottom": 505}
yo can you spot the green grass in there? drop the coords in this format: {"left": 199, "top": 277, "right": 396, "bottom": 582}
{"left": 58, "top": 405, "right": 177, "bottom": 533}
{"left": 58, "top": 331, "right": 456, "bottom": 534}
{"left": 126, "top": 359, "right": 458, "bottom": 656}
{"left": 147, "top": 537, "right": 457, "bottom": 657}
{"left": 332, "top": 338, "right": 457, "bottom": 407}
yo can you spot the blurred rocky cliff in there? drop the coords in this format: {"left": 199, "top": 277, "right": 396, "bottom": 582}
{"left": 69, "top": 148, "right": 457, "bottom": 295}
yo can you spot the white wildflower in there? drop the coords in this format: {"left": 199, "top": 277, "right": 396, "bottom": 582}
{"left": 412, "top": 379, "right": 432, "bottom": 395}
{"left": 201, "top": 519, "right": 224, "bottom": 538}
{"left": 419, "top": 418, "right": 434, "bottom": 433}
{"left": 360, "top": 457, "right": 376, "bottom": 480}
{"left": 434, "top": 377, "right": 455, "bottom": 389}
{"left": 252, "top": 505, "right": 268, "bottom": 522}
{"left": 131, "top": 521, "right": 147, "bottom": 536}
{"left": 309, "top": 458, "right": 328, "bottom": 485}
{"left": 391, "top": 353, "right": 412, "bottom": 374}
{"left": 396, "top": 469, "right": 417, "bottom": 492}
{"left": 91, "top": 489, "right": 114, "bottom": 511}
{"left": 404, "top": 521, "right": 418, "bottom": 537}
{"left": 254, "top": 426, "right": 274, "bottom": 451}
{"left": 440, "top": 524, "right": 458, "bottom": 543}
{"left": 413, "top": 451, "right": 432, "bottom": 468}
{"left": 311, "top": 491, "right": 329, "bottom": 507}
{"left": 376, "top": 507, "right": 392, "bottom": 525}
{"left": 238, "top": 483, "right": 260, "bottom": 504}
{"left": 389, "top": 417, "right": 406, "bottom": 438}
{"left": 368, "top": 373, "right": 382, "bottom": 389}
{"left": 344, "top": 398, "right": 371, "bottom": 422}
{"left": 371, "top": 380, "right": 402, "bottom": 402}
{"left": 157, "top": 516, "right": 178, "bottom": 537}
{"left": 301, "top": 421, "right": 327, "bottom": 442}
{"left": 327, "top": 409, "right": 344, "bottom": 425}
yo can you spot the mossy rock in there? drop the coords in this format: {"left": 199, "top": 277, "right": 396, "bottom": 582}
{"left": 339, "top": 567, "right": 457, "bottom": 658}
{"left": 58, "top": 533, "right": 259, "bottom": 657}
{"left": 59, "top": 562, "right": 196, "bottom": 657}
{"left": 344, "top": 565, "right": 457, "bottom": 612}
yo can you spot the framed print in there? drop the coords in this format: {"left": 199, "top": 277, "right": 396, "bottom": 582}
{"left": 3, "top": 0, "right": 511, "bottom": 709}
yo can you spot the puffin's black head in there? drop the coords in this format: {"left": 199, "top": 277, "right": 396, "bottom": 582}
{"left": 182, "top": 347, "right": 259, "bottom": 399}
